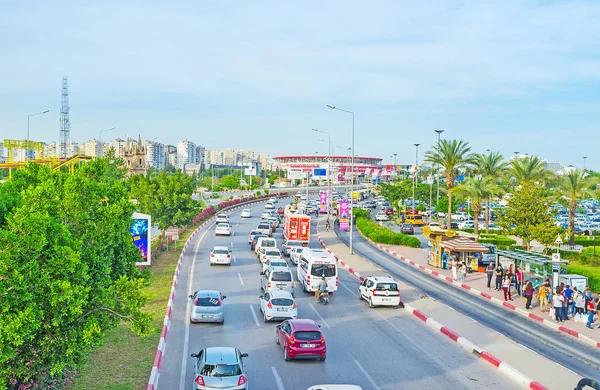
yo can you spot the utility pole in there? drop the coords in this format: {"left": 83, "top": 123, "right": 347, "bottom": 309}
{"left": 413, "top": 143, "right": 420, "bottom": 213}
{"left": 434, "top": 129, "right": 444, "bottom": 206}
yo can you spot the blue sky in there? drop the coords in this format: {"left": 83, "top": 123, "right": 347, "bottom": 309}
{"left": 2, "top": 1, "right": 600, "bottom": 169}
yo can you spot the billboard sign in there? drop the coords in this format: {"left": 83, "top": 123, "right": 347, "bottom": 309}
{"left": 339, "top": 200, "right": 350, "bottom": 231}
{"left": 313, "top": 168, "right": 327, "bottom": 177}
{"left": 130, "top": 212, "right": 152, "bottom": 266}
{"left": 319, "top": 191, "right": 327, "bottom": 213}
{"left": 244, "top": 166, "right": 257, "bottom": 176}
{"left": 288, "top": 168, "right": 304, "bottom": 180}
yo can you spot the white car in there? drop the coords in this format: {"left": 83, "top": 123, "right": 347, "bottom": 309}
{"left": 259, "top": 290, "right": 297, "bottom": 323}
{"left": 261, "top": 211, "right": 271, "bottom": 219}
{"left": 264, "top": 202, "right": 275, "bottom": 209}
{"left": 358, "top": 276, "right": 401, "bottom": 308}
{"left": 269, "top": 197, "right": 278, "bottom": 204}
{"left": 210, "top": 246, "right": 232, "bottom": 266}
{"left": 262, "top": 257, "right": 288, "bottom": 273}
{"left": 375, "top": 212, "right": 389, "bottom": 221}
{"left": 215, "top": 214, "right": 229, "bottom": 224}
{"left": 260, "top": 248, "right": 283, "bottom": 264}
{"left": 290, "top": 247, "right": 304, "bottom": 265}
{"left": 241, "top": 209, "right": 253, "bottom": 218}
{"left": 215, "top": 223, "right": 232, "bottom": 236}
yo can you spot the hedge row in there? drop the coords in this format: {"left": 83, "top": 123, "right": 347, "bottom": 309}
{"left": 478, "top": 235, "right": 517, "bottom": 248}
{"left": 354, "top": 209, "right": 421, "bottom": 248}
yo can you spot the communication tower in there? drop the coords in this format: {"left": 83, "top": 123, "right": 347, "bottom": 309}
{"left": 59, "top": 76, "right": 71, "bottom": 158}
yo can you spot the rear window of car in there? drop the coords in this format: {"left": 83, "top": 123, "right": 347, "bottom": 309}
{"left": 213, "top": 249, "right": 229, "bottom": 255}
{"left": 376, "top": 282, "right": 398, "bottom": 291}
{"left": 217, "top": 215, "right": 227, "bottom": 219}
{"left": 286, "top": 241, "right": 301, "bottom": 247}
{"left": 195, "top": 297, "right": 221, "bottom": 306}
{"left": 258, "top": 224, "right": 270, "bottom": 229}
{"left": 311, "top": 264, "right": 336, "bottom": 277}
{"left": 266, "top": 251, "right": 280, "bottom": 256}
{"left": 262, "top": 241, "right": 275, "bottom": 247}
{"left": 293, "top": 248, "right": 304, "bottom": 254}
{"left": 271, "top": 271, "right": 292, "bottom": 282}
{"left": 271, "top": 298, "right": 294, "bottom": 306}
{"left": 200, "top": 364, "right": 241, "bottom": 377}
{"left": 293, "top": 331, "right": 322, "bottom": 341}
{"left": 217, "top": 223, "right": 229, "bottom": 228}
{"left": 402, "top": 224, "right": 413, "bottom": 228}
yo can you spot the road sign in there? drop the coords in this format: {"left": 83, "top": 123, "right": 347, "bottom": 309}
{"left": 165, "top": 227, "right": 179, "bottom": 241}
{"left": 554, "top": 235, "right": 563, "bottom": 245}
{"left": 288, "top": 169, "right": 304, "bottom": 180}
{"left": 294, "top": 198, "right": 299, "bottom": 204}
{"left": 313, "top": 168, "right": 327, "bottom": 177}
{"left": 552, "top": 262, "right": 560, "bottom": 271}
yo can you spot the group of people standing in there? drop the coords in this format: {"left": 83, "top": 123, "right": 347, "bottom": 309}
{"left": 485, "top": 262, "right": 527, "bottom": 302}
{"left": 549, "top": 283, "right": 599, "bottom": 329}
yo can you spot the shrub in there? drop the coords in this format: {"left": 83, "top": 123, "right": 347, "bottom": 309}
{"left": 354, "top": 210, "right": 420, "bottom": 248}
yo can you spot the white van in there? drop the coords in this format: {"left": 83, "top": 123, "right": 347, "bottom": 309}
{"left": 297, "top": 248, "right": 338, "bottom": 293}
{"left": 255, "top": 237, "right": 277, "bottom": 257}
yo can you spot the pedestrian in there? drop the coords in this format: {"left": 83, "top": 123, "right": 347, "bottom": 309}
{"left": 570, "top": 287, "right": 578, "bottom": 316}
{"left": 553, "top": 288, "right": 566, "bottom": 322}
{"left": 495, "top": 264, "right": 504, "bottom": 291}
{"left": 563, "top": 285, "right": 574, "bottom": 318}
{"left": 584, "top": 286, "right": 593, "bottom": 307}
{"left": 585, "top": 294, "right": 596, "bottom": 329}
{"left": 459, "top": 262, "right": 467, "bottom": 282}
{"left": 502, "top": 276, "right": 512, "bottom": 301}
{"left": 451, "top": 257, "right": 458, "bottom": 281}
{"left": 524, "top": 281, "right": 534, "bottom": 309}
{"left": 485, "top": 262, "right": 495, "bottom": 289}
{"left": 537, "top": 282, "right": 549, "bottom": 312}
{"left": 575, "top": 291, "right": 585, "bottom": 318}
{"left": 442, "top": 251, "right": 449, "bottom": 270}
{"left": 515, "top": 267, "right": 524, "bottom": 296}
{"left": 325, "top": 219, "right": 330, "bottom": 232}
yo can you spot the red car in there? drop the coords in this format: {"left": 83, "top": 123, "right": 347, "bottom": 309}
{"left": 276, "top": 319, "right": 326, "bottom": 361}
{"left": 276, "top": 207, "right": 285, "bottom": 215}
{"left": 385, "top": 207, "right": 395, "bottom": 216}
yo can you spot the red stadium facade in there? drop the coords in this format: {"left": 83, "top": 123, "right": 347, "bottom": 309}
{"left": 273, "top": 155, "right": 383, "bottom": 182}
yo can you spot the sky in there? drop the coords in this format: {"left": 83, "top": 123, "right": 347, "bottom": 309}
{"left": 1, "top": 1, "right": 600, "bottom": 169}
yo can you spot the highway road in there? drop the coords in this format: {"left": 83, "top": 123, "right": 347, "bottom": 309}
{"left": 156, "top": 199, "right": 518, "bottom": 390}
{"left": 335, "top": 228, "right": 600, "bottom": 381}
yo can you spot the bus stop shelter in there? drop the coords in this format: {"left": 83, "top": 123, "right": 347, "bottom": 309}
{"left": 495, "top": 249, "right": 569, "bottom": 287}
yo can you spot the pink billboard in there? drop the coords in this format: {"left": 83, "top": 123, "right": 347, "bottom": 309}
{"left": 339, "top": 200, "right": 350, "bottom": 231}
{"left": 319, "top": 191, "right": 327, "bottom": 213}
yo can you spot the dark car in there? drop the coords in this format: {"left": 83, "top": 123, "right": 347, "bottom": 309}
{"left": 400, "top": 223, "right": 414, "bottom": 234}
{"left": 251, "top": 233, "right": 267, "bottom": 250}
{"left": 385, "top": 207, "right": 395, "bottom": 216}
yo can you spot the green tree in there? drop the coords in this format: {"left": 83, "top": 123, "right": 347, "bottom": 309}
{"left": 555, "top": 169, "right": 596, "bottom": 245}
{"left": 452, "top": 177, "right": 501, "bottom": 236}
{"left": 425, "top": 139, "right": 476, "bottom": 229}
{"left": 498, "top": 181, "right": 559, "bottom": 251}
{"left": 220, "top": 175, "right": 240, "bottom": 189}
{"left": 268, "top": 174, "right": 278, "bottom": 184}
{"left": 0, "top": 160, "right": 150, "bottom": 387}
{"left": 474, "top": 151, "right": 508, "bottom": 233}
{"left": 509, "top": 156, "right": 553, "bottom": 184}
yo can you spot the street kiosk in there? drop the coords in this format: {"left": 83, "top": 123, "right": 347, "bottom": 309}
{"left": 423, "top": 226, "right": 489, "bottom": 270}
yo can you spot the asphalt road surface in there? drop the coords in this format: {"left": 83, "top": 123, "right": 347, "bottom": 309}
{"left": 157, "top": 200, "right": 518, "bottom": 390}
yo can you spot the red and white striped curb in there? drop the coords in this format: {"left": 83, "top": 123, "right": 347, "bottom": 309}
{"left": 315, "top": 226, "right": 549, "bottom": 390}
{"left": 146, "top": 198, "right": 284, "bottom": 390}
{"left": 360, "top": 233, "right": 600, "bottom": 350}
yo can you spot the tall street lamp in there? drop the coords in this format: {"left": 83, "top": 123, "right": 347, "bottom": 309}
{"left": 313, "top": 128, "right": 332, "bottom": 209}
{"left": 413, "top": 143, "right": 420, "bottom": 213}
{"left": 328, "top": 104, "right": 355, "bottom": 254}
{"left": 583, "top": 156, "right": 587, "bottom": 171}
{"left": 27, "top": 109, "right": 50, "bottom": 160}
{"left": 98, "top": 127, "right": 116, "bottom": 157}
{"left": 434, "top": 129, "right": 444, "bottom": 206}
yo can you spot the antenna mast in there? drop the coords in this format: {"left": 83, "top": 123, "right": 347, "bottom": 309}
{"left": 59, "top": 76, "right": 71, "bottom": 158}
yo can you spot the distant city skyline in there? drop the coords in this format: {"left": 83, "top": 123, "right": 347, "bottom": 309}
{"left": 1, "top": 2, "right": 599, "bottom": 170}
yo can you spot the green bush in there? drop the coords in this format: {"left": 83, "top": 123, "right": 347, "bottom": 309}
{"left": 573, "top": 236, "right": 600, "bottom": 247}
{"left": 478, "top": 236, "right": 517, "bottom": 247}
{"left": 354, "top": 209, "right": 420, "bottom": 248}
{"left": 566, "top": 263, "right": 600, "bottom": 291}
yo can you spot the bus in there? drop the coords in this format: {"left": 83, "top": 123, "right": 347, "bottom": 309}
{"left": 405, "top": 214, "right": 424, "bottom": 226}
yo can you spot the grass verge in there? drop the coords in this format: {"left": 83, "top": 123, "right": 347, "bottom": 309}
{"left": 70, "top": 228, "right": 197, "bottom": 390}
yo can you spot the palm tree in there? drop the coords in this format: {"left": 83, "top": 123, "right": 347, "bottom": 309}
{"left": 425, "top": 139, "right": 476, "bottom": 229}
{"left": 474, "top": 152, "right": 508, "bottom": 233}
{"left": 556, "top": 169, "right": 596, "bottom": 245}
{"left": 453, "top": 177, "right": 502, "bottom": 236}
{"left": 509, "top": 156, "right": 553, "bottom": 184}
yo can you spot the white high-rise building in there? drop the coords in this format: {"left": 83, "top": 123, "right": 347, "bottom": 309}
{"left": 195, "top": 145, "right": 205, "bottom": 167}
{"left": 166, "top": 145, "right": 177, "bottom": 168}
{"left": 177, "top": 139, "right": 196, "bottom": 170}
{"left": 146, "top": 141, "right": 167, "bottom": 169}
{"left": 82, "top": 140, "right": 102, "bottom": 157}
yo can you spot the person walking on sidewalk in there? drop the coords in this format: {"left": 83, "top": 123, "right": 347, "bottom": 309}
{"left": 553, "top": 288, "right": 566, "bottom": 323}
{"left": 515, "top": 267, "right": 524, "bottom": 296}
{"left": 524, "top": 281, "right": 534, "bottom": 309}
{"left": 502, "top": 276, "right": 512, "bottom": 301}
{"left": 537, "top": 282, "right": 550, "bottom": 312}
{"left": 586, "top": 295, "right": 596, "bottom": 329}
{"left": 451, "top": 257, "right": 458, "bottom": 281}
{"left": 459, "top": 262, "right": 467, "bottom": 282}
{"left": 485, "top": 262, "right": 495, "bottom": 289}
{"left": 495, "top": 265, "right": 504, "bottom": 291}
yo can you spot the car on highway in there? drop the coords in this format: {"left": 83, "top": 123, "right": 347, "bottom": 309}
{"left": 255, "top": 237, "right": 277, "bottom": 257}
{"left": 281, "top": 239, "right": 303, "bottom": 256}
{"left": 261, "top": 211, "right": 271, "bottom": 219}
{"left": 358, "top": 276, "right": 401, "bottom": 308}
{"left": 215, "top": 223, "right": 232, "bottom": 236}
{"left": 262, "top": 257, "right": 289, "bottom": 273}
{"left": 261, "top": 266, "right": 295, "bottom": 296}
{"left": 189, "top": 290, "right": 227, "bottom": 323}
{"left": 250, "top": 233, "right": 267, "bottom": 250}
{"left": 210, "top": 246, "right": 232, "bottom": 266}
{"left": 260, "top": 248, "right": 283, "bottom": 264}
{"left": 400, "top": 223, "right": 414, "bottom": 234}
{"left": 384, "top": 206, "right": 395, "bottom": 216}
{"left": 256, "top": 222, "right": 272, "bottom": 236}
{"left": 276, "top": 207, "right": 285, "bottom": 215}
{"left": 276, "top": 319, "right": 326, "bottom": 361}
{"left": 375, "top": 212, "right": 389, "bottom": 221}
{"left": 191, "top": 347, "right": 248, "bottom": 389}
{"left": 428, "top": 222, "right": 441, "bottom": 228}
{"left": 240, "top": 209, "right": 253, "bottom": 218}
{"left": 266, "top": 216, "right": 280, "bottom": 229}
{"left": 299, "top": 194, "right": 307, "bottom": 201}
{"left": 269, "top": 197, "right": 278, "bottom": 204}
{"left": 290, "top": 247, "right": 304, "bottom": 265}
{"left": 215, "top": 213, "right": 229, "bottom": 224}
{"left": 297, "top": 248, "right": 338, "bottom": 294}
{"left": 264, "top": 202, "right": 275, "bottom": 209}
{"left": 248, "top": 230, "right": 262, "bottom": 245}
{"left": 259, "top": 290, "right": 297, "bottom": 322}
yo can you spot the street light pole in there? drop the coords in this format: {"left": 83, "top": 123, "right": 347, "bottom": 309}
{"left": 434, "top": 129, "right": 444, "bottom": 206}
{"left": 583, "top": 156, "right": 587, "bottom": 171}
{"left": 413, "top": 143, "right": 420, "bottom": 213}
{"left": 313, "top": 128, "right": 332, "bottom": 213}
{"left": 26, "top": 109, "right": 50, "bottom": 160}
{"left": 98, "top": 127, "right": 116, "bottom": 157}
{"left": 328, "top": 104, "right": 355, "bottom": 255}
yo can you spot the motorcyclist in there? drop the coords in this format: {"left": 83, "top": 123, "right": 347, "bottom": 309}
{"left": 325, "top": 219, "right": 331, "bottom": 232}
{"left": 315, "top": 276, "right": 328, "bottom": 301}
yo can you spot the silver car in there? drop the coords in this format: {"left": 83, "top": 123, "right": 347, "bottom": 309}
{"left": 189, "top": 290, "right": 226, "bottom": 324}
{"left": 191, "top": 347, "right": 248, "bottom": 390}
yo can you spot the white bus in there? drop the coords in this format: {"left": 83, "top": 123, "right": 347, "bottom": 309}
{"left": 297, "top": 248, "right": 338, "bottom": 293}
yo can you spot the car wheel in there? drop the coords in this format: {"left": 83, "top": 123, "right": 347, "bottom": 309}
{"left": 319, "top": 355, "right": 326, "bottom": 362}
{"left": 284, "top": 347, "right": 291, "bottom": 361}
{"left": 369, "top": 298, "right": 375, "bottom": 308}
{"left": 263, "top": 312, "right": 268, "bottom": 323}
{"left": 275, "top": 332, "right": 280, "bottom": 345}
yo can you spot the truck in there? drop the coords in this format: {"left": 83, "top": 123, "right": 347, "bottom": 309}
{"left": 283, "top": 204, "right": 311, "bottom": 246}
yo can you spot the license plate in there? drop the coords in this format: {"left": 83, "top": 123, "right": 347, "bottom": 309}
{"left": 302, "top": 344, "right": 315, "bottom": 348}
{"left": 201, "top": 315, "right": 213, "bottom": 318}
{"left": 277, "top": 284, "right": 286, "bottom": 288}
{"left": 277, "top": 308, "right": 287, "bottom": 311}
{"left": 382, "top": 298, "right": 390, "bottom": 301}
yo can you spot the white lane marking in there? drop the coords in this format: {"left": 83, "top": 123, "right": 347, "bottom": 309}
{"left": 235, "top": 223, "right": 239, "bottom": 227}
{"left": 231, "top": 242, "right": 234, "bottom": 248}
{"left": 238, "top": 273, "right": 245, "bottom": 286}
{"left": 232, "top": 255, "right": 237, "bottom": 264}
{"left": 179, "top": 226, "right": 210, "bottom": 390}
{"left": 249, "top": 304, "right": 261, "bottom": 327}
{"left": 308, "top": 303, "right": 331, "bottom": 329}
{"left": 271, "top": 366, "right": 286, "bottom": 390}
{"left": 339, "top": 281, "right": 359, "bottom": 297}
{"left": 353, "top": 359, "right": 381, "bottom": 390}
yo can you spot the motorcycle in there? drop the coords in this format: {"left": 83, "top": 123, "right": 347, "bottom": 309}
{"left": 318, "top": 290, "right": 329, "bottom": 305}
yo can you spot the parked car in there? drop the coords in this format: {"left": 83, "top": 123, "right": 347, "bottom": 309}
{"left": 191, "top": 347, "right": 248, "bottom": 389}
{"left": 276, "top": 319, "right": 326, "bottom": 361}
{"left": 189, "top": 290, "right": 226, "bottom": 323}
{"left": 259, "top": 290, "right": 297, "bottom": 322}
{"left": 400, "top": 223, "right": 414, "bottom": 234}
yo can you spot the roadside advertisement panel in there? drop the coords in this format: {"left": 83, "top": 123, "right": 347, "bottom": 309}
{"left": 319, "top": 191, "right": 327, "bottom": 213}
{"left": 288, "top": 169, "right": 304, "bottom": 180}
{"left": 130, "top": 212, "right": 152, "bottom": 266}
{"left": 339, "top": 200, "right": 349, "bottom": 231}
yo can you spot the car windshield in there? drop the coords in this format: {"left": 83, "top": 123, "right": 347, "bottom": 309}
{"left": 271, "top": 298, "right": 294, "bottom": 306}
{"left": 293, "top": 331, "right": 322, "bottom": 341}
{"left": 311, "top": 264, "right": 336, "bottom": 277}
{"left": 243, "top": 209, "right": 250, "bottom": 212}
{"left": 271, "top": 271, "right": 292, "bottom": 282}
{"left": 195, "top": 297, "right": 221, "bottom": 306}
{"left": 200, "top": 364, "right": 241, "bottom": 377}
{"left": 213, "top": 249, "right": 229, "bottom": 255}
{"left": 376, "top": 282, "right": 398, "bottom": 291}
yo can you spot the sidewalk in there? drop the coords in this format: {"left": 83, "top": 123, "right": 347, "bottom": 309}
{"left": 315, "top": 220, "right": 581, "bottom": 390}
{"left": 367, "top": 221, "right": 600, "bottom": 348}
